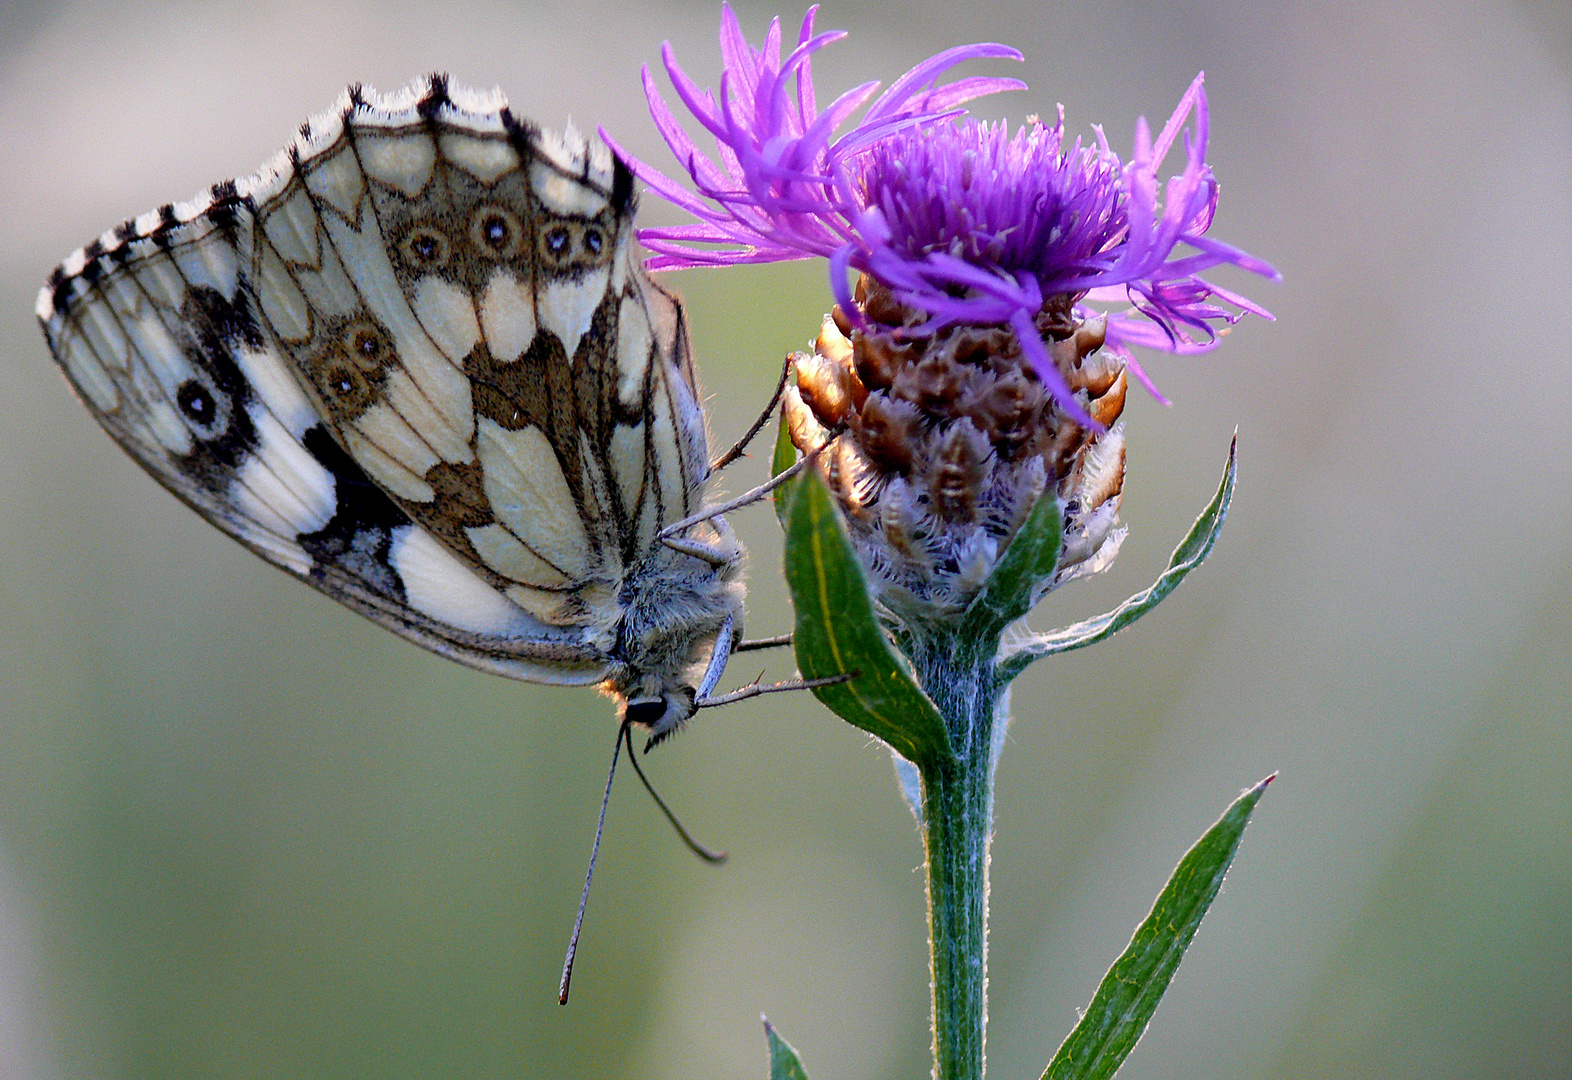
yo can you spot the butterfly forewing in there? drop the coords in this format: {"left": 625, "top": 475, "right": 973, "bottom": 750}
{"left": 39, "top": 75, "right": 744, "bottom": 716}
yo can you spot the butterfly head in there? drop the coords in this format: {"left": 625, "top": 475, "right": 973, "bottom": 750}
{"left": 620, "top": 685, "right": 698, "bottom": 747}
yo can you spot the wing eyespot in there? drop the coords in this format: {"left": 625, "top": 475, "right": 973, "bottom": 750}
{"left": 536, "top": 219, "right": 614, "bottom": 273}
{"left": 345, "top": 320, "right": 390, "bottom": 366}
{"left": 173, "top": 375, "right": 232, "bottom": 441}
{"left": 316, "top": 355, "right": 379, "bottom": 413}
{"left": 398, "top": 224, "right": 452, "bottom": 271}
{"left": 468, "top": 204, "right": 523, "bottom": 259}
{"left": 541, "top": 225, "right": 572, "bottom": 264}
{"left": 307, "top": 316, "right": 394, "bottom": 421}
{"left": 175, "top": 379, "right": 216, "bottom": 425}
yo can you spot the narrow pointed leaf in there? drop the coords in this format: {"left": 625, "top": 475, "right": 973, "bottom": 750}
{"left": 765, "top": 1019, "right": 813, "bottom": 1080}
{"left": 1042, "top": 773, "right": 1274, "bottom": 1080}
{"left": 998, "top": 434, "right": 1237, "bottom": 685}
{"left": 784, "top": 469, "right": 950, "bottom": 766}
{"left": 958, "top": 489, "right": 1065, "bottom": 645}
{"left": 772, "top": 415, "right": 798, "bottom": 523}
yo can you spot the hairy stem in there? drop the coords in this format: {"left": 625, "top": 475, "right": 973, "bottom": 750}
{"left": 908, "top": 637, "right": 1004, "bottom": 1080}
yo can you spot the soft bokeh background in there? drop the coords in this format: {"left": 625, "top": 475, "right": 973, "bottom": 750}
{"left": 1, "top": 1, "right": 1568, "bottom": 1077}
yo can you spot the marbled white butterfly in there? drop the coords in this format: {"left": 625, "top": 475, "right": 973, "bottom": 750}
{"left": 37, "top": 74, "right": 749, "bottom": 745}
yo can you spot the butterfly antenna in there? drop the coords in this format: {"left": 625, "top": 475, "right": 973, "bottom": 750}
{"left": 627, "top": 725, "right": 727, "bottom": 865}
{"left": 559, "top": 717, "right": 631, "bottom": 1005}
{"left": 559, "top": 719, "right": 726, "bottom": 1004}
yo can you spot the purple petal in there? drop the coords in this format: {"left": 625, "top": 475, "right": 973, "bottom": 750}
{"left": 616, "top": 6, "right": 1274, "bottom": 408}
{"left": 1011, "top": 308, "right": 1099, "bottom": 429}
{"left": 864, "top": 44, "right": 1023, "bottom": 123}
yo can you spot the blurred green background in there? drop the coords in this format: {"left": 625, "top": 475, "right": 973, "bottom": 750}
{"left": 1, "top": 0, "right": 1569, "bottom": 1077}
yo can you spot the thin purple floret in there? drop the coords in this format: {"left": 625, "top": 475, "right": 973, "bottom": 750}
{"left": 602, "top": 4, "right": 1279, "bottom": 426}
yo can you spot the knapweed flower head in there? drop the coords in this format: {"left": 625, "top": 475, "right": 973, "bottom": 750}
{"left": 786, "top": 298, "right": 1129, "bottom": 619}
{"left": 606, "top": 5, "right": 1276, "bottom": 619}
{"left": 604, "top": 3, "right": 1278, "bottom": 426}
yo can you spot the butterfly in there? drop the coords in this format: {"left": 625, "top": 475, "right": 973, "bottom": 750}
{"left": 37, "top": 74, "right": 752, "bottom": 745}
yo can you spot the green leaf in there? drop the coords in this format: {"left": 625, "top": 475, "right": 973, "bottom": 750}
{"left": 764, "top": 1019, "right": 813, "bottom": 1080}
{"left": 998, "top": 433, "right": 1238, "bottom": 685}
{"left": 771, "top": 414, "right": 799, "bottom": 523}
{"left": 958, "top": 487, "right": 1065, "bottom": 646}
{"left": 1041, "top": 773, "right": 1274, "bottom": 1080}
{"left": 783, "top": 468, "right": 951, "bottom": 766}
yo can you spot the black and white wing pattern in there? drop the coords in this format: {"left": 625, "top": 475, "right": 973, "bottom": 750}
{"left": 39, "top": 75, "right": 745, "bottom": 730}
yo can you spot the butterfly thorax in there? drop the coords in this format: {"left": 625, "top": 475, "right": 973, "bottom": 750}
{"left": 606, "top": 518, "right": 745, "bottom": 741}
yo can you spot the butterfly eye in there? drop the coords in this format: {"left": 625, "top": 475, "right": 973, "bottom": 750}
{"left": 623, "top": 698, "right": 668, "bottom": 728}
{"left": 399, "top": 225, "right": 451, "bottom": 271}
{"left": 469, "top": 204, "right": 522, "bottom": 259}
{"left": 583, "top": 227, "right": 603, "bottom": 255}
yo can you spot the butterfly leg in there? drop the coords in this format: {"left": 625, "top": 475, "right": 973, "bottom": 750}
{"left": 735, "top": 633, "right": 792, "bottom": 652}
{"left": 696, "top": 670, "right": 858, "bottom": 709}
{"left": 658, "top": 433, "right": 838, "bottom": 546}
{"left": 694, "top": 611, "right": 739, "bottom": 703}
{"left": 693, "top": 613, "right": 857, "bottom": 706}
{"left": 662, "top": 530, "right": 743, "bottom": 568}
{"left": 707, "top": 353, "right": 793, "bottom": 474}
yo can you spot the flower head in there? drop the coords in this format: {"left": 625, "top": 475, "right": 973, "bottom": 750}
{"left": 603, "top": 4, "right": 1278, "bottom": 427}
{"left": 785, "top": 295, "right": 1130, "bottom": 620}
{"left": 606, "top": 6, "right": 1277, "bottom": 620}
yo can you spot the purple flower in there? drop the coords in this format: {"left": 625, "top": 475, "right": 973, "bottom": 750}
{"left": 602, "top": 4, "right": 1278, "bottom": 426}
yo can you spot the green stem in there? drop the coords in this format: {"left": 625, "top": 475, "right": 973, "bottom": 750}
{"left": 909, "top": 638, "right": 1005, "bottom": 1080}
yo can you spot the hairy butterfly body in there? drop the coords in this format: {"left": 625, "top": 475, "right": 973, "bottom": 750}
{"left": 38, "top": 74, "right": 745, "bottom": 741}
